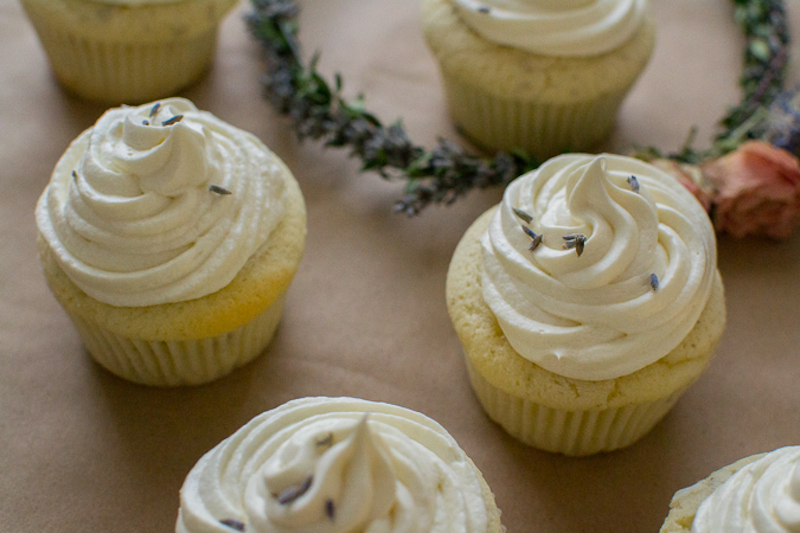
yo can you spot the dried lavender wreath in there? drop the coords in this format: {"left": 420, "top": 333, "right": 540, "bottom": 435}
{"left": 246, "top": 0, "right": 793, "bottom": 215}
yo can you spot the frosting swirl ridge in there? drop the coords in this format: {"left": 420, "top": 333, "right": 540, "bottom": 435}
{"left": 449, "top": 0, "right": 648, "bottom": 56}
{"left": 176, "top": 397, "right": 490, "bottom": 533}
{"left": 36, "top": 98, "right": 287, "bottom": 307}
{"left": 692, "top": 446, "right": 800, "bottom": 533}
{"left": 481, "top": 154, "right": 716, "bottom": 380}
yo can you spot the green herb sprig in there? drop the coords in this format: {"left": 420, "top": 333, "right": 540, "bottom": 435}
{"left": 247, "top": 0, "right": 789, "bottom": 212}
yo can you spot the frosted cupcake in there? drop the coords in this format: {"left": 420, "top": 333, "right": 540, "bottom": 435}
{"left": 660, "top": 446, "right": 800, "bottom": 532}
{"left": 176, "top": 397, "right": 503, "bottom": 533}
{"left": 20, "top": 0, "right": 238, "bottom": 104}
{"left": 36, "top": 97, "right": 306, "bottom": 386}
{"left": 421, "top": 0, "right": 655, "bottom": 159}
{"left": 446, "top": 154, "right": 725, "bottom": 455}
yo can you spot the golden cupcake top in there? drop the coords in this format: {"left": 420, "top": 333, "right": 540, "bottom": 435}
{"left": 481, "top": 154, "right": 717, "bottom": 380}
{"left": 36, "top": 98, "right": 288, "bottom": 307}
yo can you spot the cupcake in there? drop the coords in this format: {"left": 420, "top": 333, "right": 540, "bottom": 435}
{"left": 176, "top": 396, "right": 503, "bottom": 533}
{"left": 36, "top": 97, "right": 306, "bottom": 386}
{"left": 660, "top": 446, "right": 800, "bottom": 532}
{"left": 421, "top": 0, "right": 655, "bottom": 159}
{"left": 20, "top": 0, "right": 238, "bottom": 104}
{"left": 446, "top": 153, "right": 725, "bottom": 455}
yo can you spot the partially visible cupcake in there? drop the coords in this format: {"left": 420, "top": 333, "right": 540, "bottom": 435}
{"left": 446, "top": 153, "right": 725, "bottom": 455}
{"left": 20, "top": 0, "right": 238, "bottom": 104}
{"left": 176, "top": 397, "right": 503, "bottom": 533}
{"left": 660, "top": 446, "right": 800, "bottom": 533}
{"left": 421, "top": 0, "right": 655, "bottom": 159}
{"left": 36, "top": 97, "right": 306, "bottom": 386}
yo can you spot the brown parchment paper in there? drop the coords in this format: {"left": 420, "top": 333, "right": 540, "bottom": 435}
{"left": 1, "top": 1, "right": 799, "bottom": 531}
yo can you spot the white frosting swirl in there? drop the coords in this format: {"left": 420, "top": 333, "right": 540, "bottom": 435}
{"left": 176, "top": 397, "right": 490, "bottom": 533}
{"left": 692, "top": 446, "right": 800, "bottom": 533}
{"left": 481, "top": 154, "right": 716, "bottom": 380}
{"left": 36, "top": 98, "right": 287, "bottom": 307}
{"left": 449, "top": 0, "right": 647, "bottom": 56}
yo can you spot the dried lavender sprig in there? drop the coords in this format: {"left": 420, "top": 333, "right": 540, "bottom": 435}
{"left": 209, "top": 184, "right": 232, "bottom": 195}
{"left": 627, "top": 175, "right": 640, "bottom": 193}
{"left": 636, "top": 0, "right": 789, "bottom": 165}
{"left": 161, "top": 115, "right": 184, "bottom": 127}
{"left": 325, "top": 499, "right": 335, "bottom": 521}
{"left": 562, "top": 234, "right": 586, "bottom": 257}
{"left": 248, "top": 0, "right": 789, "bottom": 210}
{"left": 512, "top": 207, "right": 533, "bottom": 224}
{"left": 521, "top": 225, "right": 542, "bottom": 251}
{"left": 275, "top": 476, "right": 313, "bottom": 505}
{"left": 220, "top": 518, "right": 246, "bottom": 531}
{"left": 722, "top": 0, "right": 790, "bottom": 134}
{"left": 246, "top": 0, "right": 538, "bottom": 215}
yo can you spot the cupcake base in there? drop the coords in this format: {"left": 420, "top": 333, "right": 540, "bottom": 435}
{"left": 37, "top": 141, "right": 307, "bottom": 387}
{"left": 28, "top": 22, "right": 219, "bottom": 104}
{"left": 447, "top": 207, "right": 726, "bottom": 455}
{"left": 466, "top": 356, "right": 686, "bottom": 455}
{"left": 442, "top": 74, "right": 625, "bottom": 158}
{"left": 70, "top": 293, "right": 286, "bottom": 387}
{"left": 421, "top": 0, "right": 655, "bottom": 158}
{"left": 20, "top": 0, "right": 238, "bottom": 104}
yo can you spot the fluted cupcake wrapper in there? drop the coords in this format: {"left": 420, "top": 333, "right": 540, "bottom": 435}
{"left": 67, "top": 293, "right": 286, "bottom": 387}
{"left": 440, "top": 72, "right": 626, "bottom": 160}
{"left": 26, "top": 19, "right": 218, "bottom": 104}
{"left": 465, "top": 356, "right": 686, "bottom": 456}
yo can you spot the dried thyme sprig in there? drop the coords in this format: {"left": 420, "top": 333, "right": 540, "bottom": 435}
{"left": 246, "top": 0, "right": 538, "bottom": 215}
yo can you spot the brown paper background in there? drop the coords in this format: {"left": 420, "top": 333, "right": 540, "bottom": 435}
{"left": 1, "top": 1, "right": 799, "bottom": 531}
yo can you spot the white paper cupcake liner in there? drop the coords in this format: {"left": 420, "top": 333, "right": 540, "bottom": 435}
{"left": 441, "top": 73, "right": 626, "bottom": 159}
{"left": 27, "top": 21, "right": 218, "bottom": 104}
{"left": 465, "top": 357, "right": 686, "bottom": 456}
{"left": 68, "top": 293, "right": 287, "bottom": 387}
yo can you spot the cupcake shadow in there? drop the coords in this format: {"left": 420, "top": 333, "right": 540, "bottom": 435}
{"left": 85, "top": 336, "right": 296, "bottom": 487}
{"left": 484, "top": 407, "right": 683, "bottom": 532}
